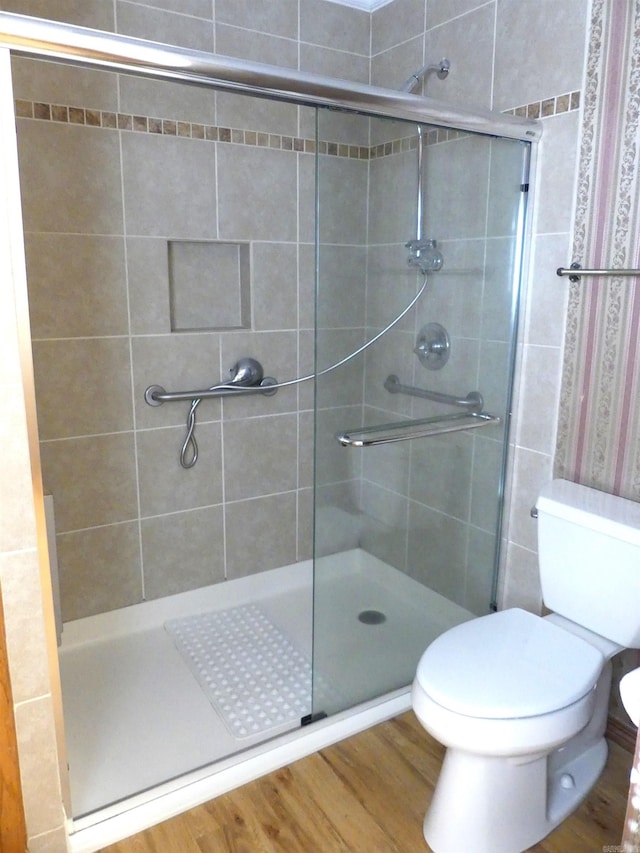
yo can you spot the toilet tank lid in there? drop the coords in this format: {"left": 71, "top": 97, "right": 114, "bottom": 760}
{"left": 415, "top": 608, "right": 603, "bottom": 720}
{"left": 536, "top": 479, "right": 640, "bottom": 547}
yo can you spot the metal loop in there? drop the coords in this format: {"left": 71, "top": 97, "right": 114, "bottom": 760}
{"left": 180, "top": 399, "right": 200, "bottom": 469}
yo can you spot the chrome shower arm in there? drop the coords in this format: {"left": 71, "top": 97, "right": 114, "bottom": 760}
{"left": 401, "top": 59, "right": 450, "bottom": 94}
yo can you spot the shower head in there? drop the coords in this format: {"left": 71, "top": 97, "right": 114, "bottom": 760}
{"left": 227, "top": 357, "right": 264, "bottom": 387}
{"left": 401, "top": 58, "right": 450, "bottom": 94}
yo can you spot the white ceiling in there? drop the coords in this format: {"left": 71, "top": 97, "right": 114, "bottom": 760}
{"left": 325, "top": 0, "right": 393, "bottom": 11}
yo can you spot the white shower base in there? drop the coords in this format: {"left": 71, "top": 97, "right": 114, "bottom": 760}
{"left": 60, "top": 548, "right": 472, "bottom": 853}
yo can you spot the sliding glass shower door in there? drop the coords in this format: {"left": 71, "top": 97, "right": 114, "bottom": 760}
{"left": 312, "top": 109, "right": 530, "bottom": 717}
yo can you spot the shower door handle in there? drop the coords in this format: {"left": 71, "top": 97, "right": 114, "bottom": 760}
{"left": 336, "top": 411, "right": 501, "bottom": 448}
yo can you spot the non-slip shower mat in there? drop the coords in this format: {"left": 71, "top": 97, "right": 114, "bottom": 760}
{"left": 165, "top": 603, "right": 318, "bottom": 739}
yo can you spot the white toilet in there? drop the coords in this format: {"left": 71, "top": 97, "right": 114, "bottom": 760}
{"left": 411, "top": 478, "right": 640, "bottom": 853}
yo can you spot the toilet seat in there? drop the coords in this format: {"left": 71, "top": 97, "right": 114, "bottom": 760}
{"left": 415, "top": 608, "right": 603, "bottom": 720}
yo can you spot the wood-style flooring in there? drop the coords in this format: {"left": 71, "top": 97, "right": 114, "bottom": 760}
{"left": 99, "top": 712, "right": 632, "bottom": 853}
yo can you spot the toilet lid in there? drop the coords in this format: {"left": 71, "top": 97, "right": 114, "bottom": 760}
{"left": 415, "top": 608, "right": 604, "bottom": 719}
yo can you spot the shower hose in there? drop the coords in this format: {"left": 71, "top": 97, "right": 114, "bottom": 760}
{"left": 180, "top": 270, "right": 429, "bottom": 468}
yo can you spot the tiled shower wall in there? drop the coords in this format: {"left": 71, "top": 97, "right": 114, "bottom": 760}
{"left": 20, "top": 100, "right": 320, "bottom": 621}
{"left": 368, "top": 0, "right": 589, "bottom": 614}
{"left": 352, "top": 127, "right": 525, "bottom": 615}
{"left": 9, "top": 0, "right": 589, "bottom": 626}
{"left": 6, "top": 0, "right": 373, "bottom": 622}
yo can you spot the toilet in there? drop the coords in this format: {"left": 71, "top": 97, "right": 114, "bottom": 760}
{"left": 411, "top": 479, "right": 640, "bottom": 853}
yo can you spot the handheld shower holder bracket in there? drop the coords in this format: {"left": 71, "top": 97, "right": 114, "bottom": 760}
{"left": 406, "top": 238, "right": 443, "bottom": 272}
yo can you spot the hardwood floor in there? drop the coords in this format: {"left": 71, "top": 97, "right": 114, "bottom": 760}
{"left": 99, "top": 712, "right": 632, "bottom": 853}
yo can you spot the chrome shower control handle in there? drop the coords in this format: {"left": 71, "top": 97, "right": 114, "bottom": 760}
{"left": 414, "top": 323, "right": 450, "bottom": 370}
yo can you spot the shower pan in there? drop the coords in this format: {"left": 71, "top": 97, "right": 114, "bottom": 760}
{"left": 0, "top": 12, "right": 537, "bottom": 850}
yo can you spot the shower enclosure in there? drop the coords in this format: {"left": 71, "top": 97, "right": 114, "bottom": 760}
{"left": 0, "top": 11, "right": 537, "bottom": 847}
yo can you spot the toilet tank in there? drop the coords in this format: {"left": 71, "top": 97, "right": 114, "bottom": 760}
{"left": 536, "top": 479, "right": 640, "bottom": 648}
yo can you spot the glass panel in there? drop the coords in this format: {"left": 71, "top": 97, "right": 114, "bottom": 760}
{"left": 15, "top": 55, "right": 319, "bottom": 817}
{"left": 312, "top": 111, "right": 529, "bottom": 717}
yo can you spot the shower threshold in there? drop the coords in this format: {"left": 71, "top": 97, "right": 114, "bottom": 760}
{"left": 61, "top": 548, "right": 472, "bottom": 853}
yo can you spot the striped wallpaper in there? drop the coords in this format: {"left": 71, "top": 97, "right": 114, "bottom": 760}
{"left": 555, "top": 0, "right": 640, "bottom": 501}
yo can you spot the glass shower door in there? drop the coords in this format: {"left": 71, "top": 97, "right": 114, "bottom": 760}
{"left": 312, "top": 109, "right": 530, "bottom": 718}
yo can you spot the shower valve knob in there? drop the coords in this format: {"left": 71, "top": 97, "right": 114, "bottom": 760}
{"left": 415, "top": 323, "right": 450, "bottom": 370}
{"left": 415, "top": 340, "right": 445, "bottom": 356}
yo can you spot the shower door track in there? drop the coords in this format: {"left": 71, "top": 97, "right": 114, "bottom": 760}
{"left": 0, "top": 12, "right": 541, "bottom": 141}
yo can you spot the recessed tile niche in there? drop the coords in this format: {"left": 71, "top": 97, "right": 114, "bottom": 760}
{"left": 168, "top": 240, "right": 250, "bottom": 331}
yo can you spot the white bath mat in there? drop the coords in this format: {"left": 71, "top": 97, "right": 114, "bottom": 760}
{"left": 165, "top": 603, "right": 319, "bottom": 739}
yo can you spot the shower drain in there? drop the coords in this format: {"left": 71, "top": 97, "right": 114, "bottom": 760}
{"left": 358, "top": 609, "right": 386, "bottom": 625}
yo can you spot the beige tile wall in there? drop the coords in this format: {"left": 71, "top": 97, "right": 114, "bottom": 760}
{"left": 313, "top": 109, "right": 369, "bottom": 559}
{"left": 369, "top": 0, "right": 588, "bottom": 614}
{"left": 7, "top": 0, "right": 373, "bottom": 624}
{"left": 18, "top": 109, "right": 327, "bottom": 621}
{"left": 315, "top": 116, "right": 505, "bottom": 613}
{"left": 356, "top": 126, "right": 523, "bottom": 615}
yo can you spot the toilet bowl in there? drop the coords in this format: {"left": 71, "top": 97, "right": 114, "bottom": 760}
{"left": 412, "top": 609, "right": 617, "bottom": 853}
{"left": 413, "top": 608, "right": 603, "bottom": 757}
{"left": 411, "top": 480, "right": 640, "bottom": 853}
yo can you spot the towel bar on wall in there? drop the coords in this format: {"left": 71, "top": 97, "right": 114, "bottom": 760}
{"left": 557, "top": 262, "right": 640, "bottom": 282}
{"left": 336, "top": 411, "right": 501, "bottom": 447}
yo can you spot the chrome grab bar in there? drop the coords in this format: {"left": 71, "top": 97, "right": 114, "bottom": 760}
{"left": 336, "top": 411, "right": 501, "bottom": 447}
{"left": 145, "top": 358, "right": 277, "bottom": 469}
{"left": 557, "top": 262, "right": 640, "bottom": 282}
{"left": 144, "top": 358, "right": 277, "bottom": 407}
{"left": 384, "top": 374, "right": 483, "bottom": 413}
{"left": 145, "top": 381, "right": 277, "bottom": 406}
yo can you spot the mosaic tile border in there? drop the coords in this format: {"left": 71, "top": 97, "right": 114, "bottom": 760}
{"left": 10, "top": 99, "right": 501, "bottom": 160}
{"left": 504, "top": 90, "right": 581, "bottom": 119}
{"left": 14, "top": 98, "right": 371, "bottom": 159}
{"left": 14, "top": 90, "right": 581, "bottom": 159}
{"left": 369, "top": 128, "right": 468, "bottom": 158}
